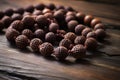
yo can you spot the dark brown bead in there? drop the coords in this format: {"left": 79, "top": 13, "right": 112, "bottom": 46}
{"left": 84, "top": 15, "right": 94, "bottom": 25}
{"left": 71, "top": 44, "right": 86, "bottom": 59}
{"left": 65, "top": 6, "right": 74, "bottom": 11}
{"left": 81, "top": 27, "right": 92, "bottom": 36}
{"left": 53, "top": 10, "right": 64, "bottom": 21}
{"left": 4, "top": 8, "right": 14, "bottom": 16}
{"left": 34, "top": 29, "right": 45, "bottom": 40}
{"left": 66, "top": 11, "right": 76, "bottom": 17}
{"left": 95, "top": 29, "right": 106, "bottom": 39}
{"left": 0, "top": 21, "right": 4, "bottom": 31}
{"left": 22, "top": 16, "right": 35, "bottom": 27}
{"left": 54, "top": 46, "right": 68, "bottom": 60}
{"left": 0, "top": 11, "right": 4, "bottom": 19}
{"left": 30, "top": 38, "right": 43, "bottom": 52}
{"left": 67, "top": 20, "right": 78, "bottom": 32}
{"left": 65, "top": 15, "right": 76, "bottom": 23}
{"left": 86, "top": 31, "right": 97, "bottom": 38}
{"left": 39, "top": 42, "right": 54, "bottom": 56}
{"left": 11, "top": 13, "right": 23, "bottom": 21}
{"left": 14, "top": 8, "right": 24, "bottom": 15}
{"left": 76, "top": 12, "right": 85, "bottom": 23}
{"left": 74, "top": 36, "right": 86, "bottom": 45}
{"left": 42, "top": 8, "right": 51, "bottom": 14}
{"left": 45, "top": 32, "right": 56, "bottom": 43}
{"left": 94, "top": 23, "right": 105, "bottom": 30}
{"left": 46, "top": 3, "right": 56, "bottom": 10}
{"left": 85, "top": 38, "right": 97, "bottom": 50}
{"left": 2, "top": 16, "right": 12, "bottom": 28}
{"left": 5, "top": 28, "right": 20, "bottom": 42}
{"left": 49, "top": 23, "right": 59, "bottom": 33}
{"left": 25, "top": 5, "right": 34, "bottom": 13}
{"left": 33, "top": 10, "right": 42, "bottom": 15}
{"left": 10, "top": 20, "right": 24, "bottom": 31}
{"left": 64, "top": 32, "right": 76, "bottom": 42}
{"left": 59, "top": 39, "right": 71, "bottom": 49}
{"left": 44, "top": 12, "right": 53, "bottom": 19}
{"left": 22, "top": 29, "right": 34, "bottom": 39}
{"left": 15, "top": 35, "right": 29, "bottom": 49}
{"left": 35, "top": 3, "right": 45, "bottom": 10}
{"left": 75, "top": 24, "right": 85, "bottom": 35}
{"left": 36, "top": 15, "right": 49, "bottom": 27}
{"left": 91, "top": 18, "right": 101, "bottom": 27}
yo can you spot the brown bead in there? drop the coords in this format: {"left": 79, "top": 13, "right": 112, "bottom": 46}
{"left": 65, "top": 15, "right": 76, "bottom": 23}
{"left": 74, "top": 36, "right": 86, "bottom": 45}
{"left": 11, "top": 13, "right": 23, "bottom": 21}
{"left": 0, "top": 11, "right": 4, "bottom": 19}
{"left": 75, "top": 24, "right": 85, "bottom": 35}
{"left": 22, "top": 29, "right": 34, "bottom": 39}
{"left": 66, "top": 11, "right": 76, "bottom": 17}
{"left": 95, "top": 29, "right": 106, "bottom": 39}
{"left": 76, "top": 12, "right": 85, "bottom": 23}
{"left": 59, "top": 39, "right": 71, "bottom": 49}
{"left": 67, "top": 20, "right": 78, "bottom": 32}
{"left": 4, "top": 8, "right": 14, "bottom": 16}
{"left": 24, "top": 5, "right": 34, "bottom": 13}
{"left": 15, "top": 35, "right": 29, "bottom": 49}
{"left": 2, "top": 16, "right": 12, "bottom": 28}
{"left": 39, "top": 42, "right": 54, "bottom": 56}
{"left": 64, "top": 32, "right": 76, "bottom": 42}
{"left": 45, "top": 32, "right": 56, "bottom": 43}
{"left": 44, "top": 12, "right": 53, "bottom": 19}
{"left": 49, "top": 23, "right": 59, "bottom": 33}
{"left": 42, "top": 8, "right": 51, "bottom": 14}
{"left": 91, "top": 18, "right": 101, "bottom": 27}
{"left": 86, "top": 31, "right": 97, "bottom": 38}
{"left": 71, "top": 44, "right": 86, "bottom": 59}
{"left": 22, "top": 16, "right": 35, "bottom": 27}
{"left": 46, "top": 3, "right": 56, "bottom": 10}
{"left": 30, "top": 38, "right": 43, "bottom": 52}
{"left": 35, "top": 3, "right": 45, "bottom": 10}
{"left": 81, "top": 27, "right": 92, "bottom": 36}
{"left": 65, "top": 6, "right": 74, "bottom": 11}
{"left": 84, "top": 15, "right": 94, "bottom": 25}
{"left": 23, "top": 12, "right": 32, "bottom": 16}
{"left": 14, "top": 8, "right": 24, "bottom": 15}
{"left": 54, "top": 46, "right": 68, "bottom": 60}
{"left": 0, "top": 21, "right": 4, "bottom": 31}
{"left": 56, "top": 5, "right": 64, "bottom": 10}
{"left": 5, "top": 28, "right": 20, "bottom": 42}
{"left": 33, "top": 10, "right": 42, "bottom": 15}
{"left": 85, "top": 38, "right": 97, "bottom": 50}
{"left": 53, "top": 10, "right": 64, "bottom": 21}
{"left": 94, "top": 23, "right": 105, "bottom": 30}
{"left": 36, "top": 15, "right": 49, "bottom": 27}
{"left": 10, "top": 20, "right": 24, "bottom": 31}
{"left": 34, "top": 29, "right": 45, "bottom": 40}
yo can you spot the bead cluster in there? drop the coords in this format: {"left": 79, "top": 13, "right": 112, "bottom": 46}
{"left": 0, "top": 3, "right": 106, "bottom": 61}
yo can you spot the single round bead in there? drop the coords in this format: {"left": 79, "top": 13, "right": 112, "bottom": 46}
{"left": 11, "top": 13, "right": 23, "bottom": 21}
{"left": 54, "top": 46, "right": 68, "bottom": 60}
{"left": 35, "top": 3, "right": 45, "bottom": 10}
{"left": 74, "top": 36, "right": 86, "bottom": 45}
{"left": 2, "top": 16, "right": 12, "bottom": 28}
{"left": 39, "top": 42, "right": 54, "bottom": 56}
{"left": 4, "top": 8, "right": 14, "bottom": 16}
{"left": 15, "top": 35, "right": 29, "bottom": 49}
{"left": 22, "top": 29, "right": 34, "bottom": 39}
{"left": 65, "top": 15, "right": 76, "bottom": 23}
{"left": 71, "top": 44, "right": 86, "bottom": 59}
{"left": 53, "top": 10, "right": 64, "bottom": 21}
{"left": 64, "top": 32, "right": 76, "bottom": 42}
{"left": 24, "top": 5, "right": 34, "bottom": 13}
{"left": 94, "top": 23, "right": 105, "bottom": 30}
{"left": 91, "top": 18, "right": 101, "bottom": 27}
{"left": 46, "top": 3, "right": 56, "bottom": 10}
{"left": 95, "top": 29, "right": 106, "bottom": 39}
{"left": 45, "top": 32, "right": 56, "bottom": 43}
{"left": 30, "top": 38, "right": 43, "bottom": 52}
{"left": 49, "top": 23, "right": 59, "bottom": 33}
{"left": 67, "top": 20, "right": 78, "bottom": 32}
{"left": 59, "top": 39, "right": 72, "bottom": 49}
{"left": 76, "top": 12, "right": 85, "bottom": 23}
{"left": 81, "top": 27, "right": 92, "bottom": 36}
{"left": 75, "top": 24, "right": 85, "bottom": 35}
{"left": 84, "top": 15, "right": 94, "bottom": 25}
{"left": 86, "top": 31, "right": 97, "bottom": 38}
{"left": 34, "top": 29, "right": 45, "bottom": 40}
{"left": 85, "top": 38, "right": 97, "bottom": 50}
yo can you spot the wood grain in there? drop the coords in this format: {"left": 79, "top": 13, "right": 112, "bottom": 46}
{"left": 0, "top": 0, "right": 120, "bottom": 80}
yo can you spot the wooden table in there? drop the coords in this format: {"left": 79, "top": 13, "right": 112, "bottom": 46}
{"left": 0, "top": 0, "right": 120, "bottom": 80}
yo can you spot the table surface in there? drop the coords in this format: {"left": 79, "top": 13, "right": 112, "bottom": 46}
{"left": 0, "top": 0, "right": 120, "bottom": 80}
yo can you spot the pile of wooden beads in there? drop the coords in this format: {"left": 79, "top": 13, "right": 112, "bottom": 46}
{"left": 0, "top": 3, "right": 106, "bottom": 61}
